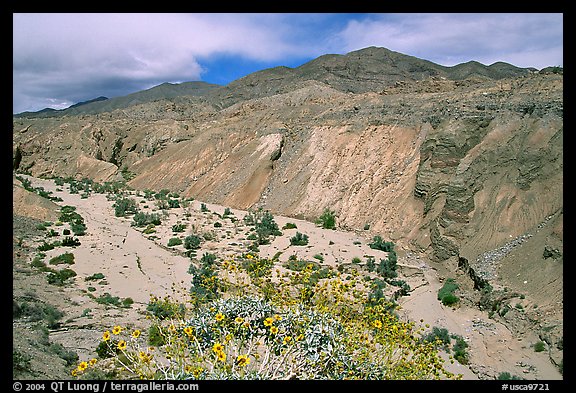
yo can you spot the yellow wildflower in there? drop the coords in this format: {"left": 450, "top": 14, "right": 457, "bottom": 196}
{"left": 212, "top": 342, "right": 225, "bottom": 353}
{"left": 215, "top": 312, "right": 224, "bottom": 322}
{"left": 132, "top": 330, "right": 141, "bottom": 339}
{"left": 89, "top": 358, "right": 97, "bottom": 366}
{"left": 274, "top": 314, "right": 282, "bottom": 321}
{"left": 269, "top": 326, "right": 279, "bottom": 335}
{"left": 373, "top": 320, "right": 383, "bottom": 329}
{"left": 71, "top": 369, "right": 78, "bottom": 377}
{"left": 112, "top": 326, "right": 123, "bottom": 335}
{"left": 102, "top": 331, "right": 111, "bottom": 341}
{"left": 225, "top": 334, "right": 233, "bottom": 342}
{"left": 77, "top": 361, "right": 88, "bottom": 372}
{"left": 217, "top": 351, "right": 226, "bottom": 362}
{"left": 263, "top": 317, "right": 274, "bottom": 327}
{"left": 184, "top": 326, "right": 193, "bottom": 336}
{"left": 117, "top": 340, "right": 127, "bottom": 351}
{"left": 235, "top": 316, "right": 244, "bottom": 324}
{"left": 283, "top": 336, "right": 292, "bottom": 345}
{"left": 295, "top": 333, "right": 304, "bottom": 342}
{"left": 236, "top": 354, "right": 250, "bottom": 367}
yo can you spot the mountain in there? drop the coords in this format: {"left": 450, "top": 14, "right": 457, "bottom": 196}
{"left": 14, "top": 81, "right": 220, "bottom": 118}
{"left": 12, "top": 46, "right": 563, "bottom": 374}
{"left": 15, "top": 47, "right": 533, "bottom": 118}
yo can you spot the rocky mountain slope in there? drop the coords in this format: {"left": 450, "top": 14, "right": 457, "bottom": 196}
{"left": 13, "top": 47, "right": 563, "bottom": 376}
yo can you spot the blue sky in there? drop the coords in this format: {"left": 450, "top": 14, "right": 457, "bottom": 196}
{"left": 13, "top": 13, "right": 563, "bottom": 114}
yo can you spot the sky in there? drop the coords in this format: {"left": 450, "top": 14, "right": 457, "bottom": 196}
{"left": 13, "top": 13, "right": 563, "bottom": 114}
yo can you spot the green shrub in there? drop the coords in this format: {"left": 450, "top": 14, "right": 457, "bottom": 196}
{"left": 172, "top": 223, "right": 186, "bottom": 233}
{"left": 534, "top": 341, "right": 546, "bottom": 352}
{"left": 167, "top": 237, "right": 183, "bottom": 247}
{"left": 48, "top": 252, "right": 75, "bottom": 265}
{"left": 290, "top": 232, "right": 309, "bottom": 246}
{"left": 132, "top": 212, "right": 161, "bottom": 227}
{"left": 114, "top": 197, "right": 139, "bottom": 217}
{"left": 282, "top": 222, "right": 297, "bottom": 230}
{"left": 184, "top": 235, "right": 202, "bottom": 250}
{"left": 47, "top": 269, "right": 77, "bottom": 286}
{"left": 498, "top": 372, "right": 524, "bottom": 380}
{"left": 438, "top": 278, "right": 459, "bottom": 306}
{"left": 85, "top": 273, "right": 106, "bottom": 281}
{"left": 61, "top": 236, "right": 81, "bottom": 247}
{"left": 452, "top": 335, "right": 469, "bottom": 364}
{"left": 316, "top": 208, "right": 336, "bottom": 229}
{"left": 421, "top": 327, "right": 451, "bottom": 350}
{"left": 369, "top": 236, "right": 395, "bottom": 252}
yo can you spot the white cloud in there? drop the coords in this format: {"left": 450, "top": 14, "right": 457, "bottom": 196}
{"left": 333, "top": 13, "right": 563, "bottom": 69}
{"left": 12, "top": 13, "right": 563, "bottom": 113}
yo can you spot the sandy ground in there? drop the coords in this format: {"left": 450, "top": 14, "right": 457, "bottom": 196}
{"left": 18, "top": 175, "right": 562, "bottom": 380}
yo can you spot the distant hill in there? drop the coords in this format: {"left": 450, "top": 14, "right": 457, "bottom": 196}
{"left": 14, "top": 46, "right": 534, "bottom": 117}
{"left": 206, "top": 46, "right": 534, "bottom": 108}
{"left": 14, "top": 81, "right": 220, "bottom": 118}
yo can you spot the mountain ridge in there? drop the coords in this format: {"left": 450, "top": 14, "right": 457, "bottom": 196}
{"left": 15, "top": 46, "right": 536, "bottom": 118}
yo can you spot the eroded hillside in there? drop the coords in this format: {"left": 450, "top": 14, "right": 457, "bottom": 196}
{"left": 13, "top": 49, "right": 563, "bottom": 379}
{"left": 13, "top": 72, "right": 563, "bottom": 266}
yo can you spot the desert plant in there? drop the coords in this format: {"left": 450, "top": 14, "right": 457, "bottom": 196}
{"left": 114, "top": 197, "right": 139, "bottom": 217}
{"left": 369, "top": 235, "right": 395, "bottom": 252}
{"left": 48, "top": 252, "right": 75, "bottom": 265}
{"left": 184, "top": 234, "right": 202, "bottom": 250}
{"left": 316, "top": 208, "right": 336, "bottom": 229}
{"left": 290, "top": 232, "right": 309, "bottom": 246}
{"left": 167, "top": 237, "right": 183, "bottom": 247}
{"left": 282, "top": 222, "right": 297, "bottom": 230}
{"left": 438, "top": 278, "right": 460, "bottom": 306}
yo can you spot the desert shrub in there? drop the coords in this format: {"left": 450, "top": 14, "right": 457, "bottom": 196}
{"left": 47, "top": 269, "right": 77, "bottom": 286}
{"left": 70, "top": 221, "right": 87, "bottom": 236}
{"left": 282, "top": 222, "right": 297, "bottom": 230}
{"left": 452, "top": 335, "right": 469, "bottom": 364}
{"left": 132, "top": 212, "right": 161, "bottom": 227}
{"left": 421, "top": 326, "right": 451, "bottom": 350}
{"left": 184, "top": 234, "right": 202, "bottom": 250}
{"left": 61, "top": 236, "right": 81, "bottom": 247}
{"left": 13, "top": 350, "right": 32, "bottom": 374}
{"left": 316, "top": 208, "right": 336, "bottom": 229}
{"left": 85, "top": 273, "right": 106, "bottom": 281}
{"left": 369, "top": 236, "right": 395, "bottom": 252}
{"left": 188, "top": 253, "right": 220, "bottom": 304}
{"left": 200, "top": 203, "right": 209, "bottom": 212}
{"left": 351, "top": 257, "right": 362, "bottom": 264}
{"left": 438, "top": 278, "right": 460, "bottom": 306}
{"left": 365, "top": 256, "right": 376, "bottom": 272}
{"left": 534, "top": 341, "right": 546, "bottom": 352}
{"left": 114, "top": 197, "right": 139, "bottom": 217}
{"left": 38, "top": 241, "right": 56, "bottom": 252}
{"left": 172, "top": 223, "right": 186, "bottom": 233}
{"left": 147, "top": 295, "right": 186, "bottom": 320}
{"left": 167, "top": 237, "right": 183, "bottom": 247}
{"left": 313, "top": 254, "right": 324, "bottom": 262}
{"left": 49, "top": 252, "right": 75, "bottom": 265}
{"left": 243, "top": 208, "right": 282, "bottom": 245}
{"left": 241, "top": 255, "right": 274, "bottom": 279}
{"left": 377, "top": 255, "right": 398, "bottom": 279}
{"left": 72, "top": 248, "right": 462, "bottom": 381}
{"left": 290, "top": 232, "right": 309, "bottom": 246}
{"left": 497, "top": 372, "right": 524, "bottom": 380}
{"left": 50, "top": 342, "right": 79, "bottom": 366}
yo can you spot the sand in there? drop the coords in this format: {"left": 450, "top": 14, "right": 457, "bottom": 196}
{"left": 18, "top": 175, "right": 562, "bottom": 380}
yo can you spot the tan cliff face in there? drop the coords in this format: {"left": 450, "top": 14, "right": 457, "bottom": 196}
{"left": 13, "top": 73, "right": 563, "bottom": 268}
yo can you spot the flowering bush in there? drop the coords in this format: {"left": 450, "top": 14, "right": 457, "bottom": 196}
{"left": 73, "top": 253, "right": 461, "bottom": 380}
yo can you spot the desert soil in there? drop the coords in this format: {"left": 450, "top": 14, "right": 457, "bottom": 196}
{"left": 13, "top": 175, "right": 562, "bottom": 380}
